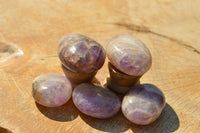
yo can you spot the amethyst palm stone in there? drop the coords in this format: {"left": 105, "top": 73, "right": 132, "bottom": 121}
{"left": 31, "top": 73, "right": 72, "bottom": 107}
{"left": 122, "top": 84, "right": 166, "bottom": 125}
{"left": 106, "top": 35, "right": 152, "bottom": 76}
{"left": 72, "top": 83, "right": 121, "bottom": 119}
{"left": 58, "top": 33, "right": 106, "bottom": 74}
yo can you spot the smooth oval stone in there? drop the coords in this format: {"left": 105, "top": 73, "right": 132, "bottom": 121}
{"left": 31, "top": 73, "right": 72, "bottom": 107}
{"left": 72, "top": 83, "right": 121, "bottom": 119}
{"left": 58, "top": 33, "right": 106, "bottom": 74}
{"left": 106, "top": 35, "right": 152, "bottom": 76}
{"left": 122, "top": 84, "right": 165, "bottom": 125}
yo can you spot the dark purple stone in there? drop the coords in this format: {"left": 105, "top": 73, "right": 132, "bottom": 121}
{"left": 57, "top": 33, "right": 106, "bottom": 74}
{"left": 72, "top": 83, "right": 121, "bottom": 119}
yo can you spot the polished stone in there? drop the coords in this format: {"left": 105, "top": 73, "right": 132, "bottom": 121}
{"left": 106, "top": 35, "right": 152, "bottom": 76}
{"left": 58, "top": 33, "right": 106, "bottom": 74}
{"left": 72, "top": 83, "right": 121, "bottom": 119}
{"left": 122, "top": 84, "right": 166, "bottom": 125}
{"left": 31, "top": 73, "right": 72, "bottom": 107}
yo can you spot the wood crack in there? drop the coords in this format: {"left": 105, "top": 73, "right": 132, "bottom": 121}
{"left": 113, "top": 23, "right": 200, "bottom": 55}
{"left": 40, "top": 55, "right": 58, "bottom": 60}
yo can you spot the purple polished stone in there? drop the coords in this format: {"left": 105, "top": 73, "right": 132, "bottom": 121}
{"left": 72, "top": 83, "right": 121, "bottom": 119}
{"left": 57, "top": 33, "right": 106, "bottom": 74}
{"left": 122, "top": 84, "right": 166, "bottom": 125}
{"left": 31, "top": 73, "right": 72, "bottom": 107}
{"left": 106, "top": 35, "right": 152, "bottom": 76}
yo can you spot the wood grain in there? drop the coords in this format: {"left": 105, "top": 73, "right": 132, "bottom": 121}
{"left": 0, "top": 0, "right": 200, "bottom": 132}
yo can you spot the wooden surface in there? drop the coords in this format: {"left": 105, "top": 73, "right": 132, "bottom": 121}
{"left": 0, "top": 0, "right": 200, "bottom": 133}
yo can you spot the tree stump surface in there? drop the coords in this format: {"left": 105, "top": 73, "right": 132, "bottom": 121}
{"left": 0, "top": 0, "right": 199, "bottom": 133}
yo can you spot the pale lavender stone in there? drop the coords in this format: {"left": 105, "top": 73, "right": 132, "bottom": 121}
{"left": 106, "top": 35, "right": 152, "bottom": 76}
{"left": 31, "top": 73, "right": 72, "bottom": 107}
{"left": 122, "top": 84, "right": 166, "bottom": 125}
{"left": 72, "top": 83, "right": 121, "bottom": 119}
{"left": 57, "top": 33, "right": 106, "bottom": 74}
